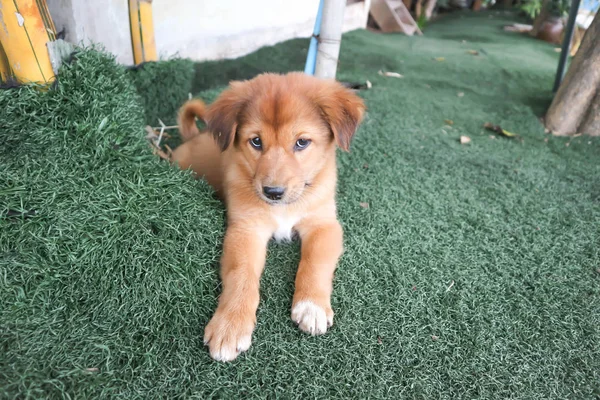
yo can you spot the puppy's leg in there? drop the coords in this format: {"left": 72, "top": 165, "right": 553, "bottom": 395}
{"left": 292, "top": 220, "right": 343, "bottom": 335}
{"left": 204, "top": 224, "right": 270, "bottom": 361}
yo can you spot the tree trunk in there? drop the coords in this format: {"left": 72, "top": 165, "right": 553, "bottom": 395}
{"left": 545, "top": 12, "right": 600, "bottom": 136}
{"left": 530, "top": 0, "right": 550, "bottom": 37}
{"left": 579, "top": 89, "right": 600, "bottom": 136}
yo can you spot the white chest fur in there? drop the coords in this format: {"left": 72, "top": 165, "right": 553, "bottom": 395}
{"left": 272, "top": 213, "right": 301, "bottom": 242}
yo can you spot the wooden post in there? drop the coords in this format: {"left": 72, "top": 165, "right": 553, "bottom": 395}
{"left": 0, "top": 0, "right": 56, "bottom": 84}
{"left": 129, "top": 0, "right": 158, "bottom": 65}
{"left": 545, "top": 12, "right": 600, "bottom": 136}
{"left": 315, "top": 0, "right": 346, "bottom": 80}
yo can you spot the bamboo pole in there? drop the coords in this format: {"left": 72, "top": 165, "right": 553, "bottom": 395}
{"left": 314, "top": 0, "right": 346, "bottom": 80}
{"left": 0, "top": 0, "right": 56, "bottom": 84}
{"left": 0, "top": 42, "right": 12, "bottom": 83}
{"left": 129, "top": 0, "right": 158, "bottom": 65}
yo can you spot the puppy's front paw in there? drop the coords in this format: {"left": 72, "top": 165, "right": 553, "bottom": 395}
{"left": 291, "top": 300, "right": 333, "bottom": 335}
{"left": 203, "top": 309, "right": 255, "bottom": 362}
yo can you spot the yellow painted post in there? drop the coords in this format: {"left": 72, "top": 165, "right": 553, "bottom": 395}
{"left": 0, "top": 0, "right": 56, "bottom": 84}
{"left": 0, "top": 42, "right": 12, "bottom": 83}
{"left": 129, "top": 0, "right": 157, "bottom": 65}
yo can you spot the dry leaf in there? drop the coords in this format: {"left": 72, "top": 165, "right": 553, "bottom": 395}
{"left": 86, "top": 368, "right": 99, "bottom": 372}
{"left": 483, "top": 122, "right": 518, "bottom": 138}
{"left": 457, "top": 92, "right": 465, "bottom": 97}
{"left": 460, "top": 136, "right": 471, "bottom": 144}
{"left": 467, "top": 50, "right": 479, "bottom": 55}
{"left": 359, "top": 202, "right": 369, "bottom": 209}
{"left": 554, "top": 48, "right": 561, "bottom": 52}
{"left": 378, "top": 70, "right": 403, "bottom": 78}
{"left": 434, "top": 57, "right": 446, "bottom": 62}
{"left": 444, "top": 119, "right": 454, "bottom": 125}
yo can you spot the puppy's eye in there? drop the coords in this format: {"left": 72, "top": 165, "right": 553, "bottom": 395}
{"left": 295, "top": 138, "right": 311, "bottom": 151}
{"left": 249, "top": 137, "right": 262, "bottom": 150}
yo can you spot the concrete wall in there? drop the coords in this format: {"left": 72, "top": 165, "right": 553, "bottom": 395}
{"left": 47, "top": 0, "right": 134, "bottom": 64}
{"left": 46, "top": 0, "right": 370, "bottom": 65}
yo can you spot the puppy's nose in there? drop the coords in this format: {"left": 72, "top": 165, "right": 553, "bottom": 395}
{"left": 263, "top": 186, "right": 285, "bottom": 201}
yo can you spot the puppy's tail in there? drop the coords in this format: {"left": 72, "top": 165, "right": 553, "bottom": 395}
{"left": 177, "top": 99, "right": 207, "bottom": 142}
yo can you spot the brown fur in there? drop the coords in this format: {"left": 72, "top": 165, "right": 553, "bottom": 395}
{"left": 171, "top": 72, "right": 365, "bottom": 362}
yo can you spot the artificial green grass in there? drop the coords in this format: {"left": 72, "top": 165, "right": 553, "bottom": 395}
{"left": 1, "top": 10, "right": 599, "bottom": 399}
{"left": 128, "top": 59, "right": 196, "bottom": 126}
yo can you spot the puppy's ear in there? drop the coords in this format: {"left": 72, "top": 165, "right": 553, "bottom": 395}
{"left": 316, "top": 82, "right": 366, "bottom": 152}
{"left": 206, "top": 81, "right": 248, "bottom": 151}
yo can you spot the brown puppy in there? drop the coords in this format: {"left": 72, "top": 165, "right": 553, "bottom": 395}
{"left": 171, "top": 72, "right": 365, "bottom": 362}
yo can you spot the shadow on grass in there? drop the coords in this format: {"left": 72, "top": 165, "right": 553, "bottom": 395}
{"left": 192, "top": 38, "right": 309, "bottom": 92}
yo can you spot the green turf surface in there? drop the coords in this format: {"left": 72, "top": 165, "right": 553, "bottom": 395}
{"left": 2, "top": 10, "right": 599, "bottom": 399}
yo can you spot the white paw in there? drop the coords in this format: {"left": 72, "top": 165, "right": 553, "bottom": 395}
{"left": 207, "top": 333, "right": 252, "bottom": 362}
{"left": 291, "top": 300, "right": 333, "bottom": 335}
{"left": 203, "top": 310, "right": 254, "bottom": 362}
{"left": 235, "top": 334, "right": 252, "bottom": 353}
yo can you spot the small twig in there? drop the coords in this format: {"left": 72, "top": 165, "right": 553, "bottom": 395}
{"left": 145, "top": 125, "right": 173, "bottom": 161}
{"left": 151, "top": 125, "right": 179, "bottom": 130}
{"left": 156, "top": 119, "right": 167, "bottom": 147}
{"left": 445, "top": 280, "right": 455, "bottom": 292}
{"left": 144, "top": 125, "right": 157, "bottom": 139}
{"left": 565, "top": 133, "right": 582, "bottom": 147}
{"left": 153, "top": 147, "right": 171, "bottom": 160}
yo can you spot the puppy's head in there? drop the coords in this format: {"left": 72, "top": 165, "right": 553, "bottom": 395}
{"left": 206, "top": 72, "right": 365, "bottom": 205}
